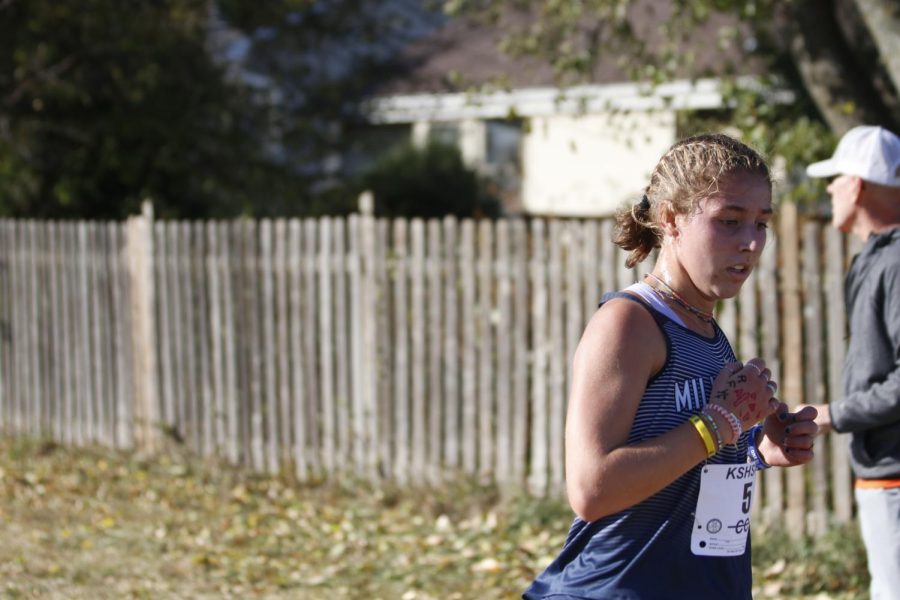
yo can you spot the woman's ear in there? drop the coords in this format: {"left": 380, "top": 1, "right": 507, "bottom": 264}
{"left": 658, "top": 201, "right": 679, "bottom": 239}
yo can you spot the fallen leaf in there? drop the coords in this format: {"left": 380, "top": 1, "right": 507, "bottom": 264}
{"left": 472, "top": 557, "right": 503, "bottom": 573}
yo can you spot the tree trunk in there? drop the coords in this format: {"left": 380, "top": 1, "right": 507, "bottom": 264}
{"left": 852, "top": 0, "right": 900, "bottom": 92}
{"left": 846, "top": 0, "right": 900, "bottom": 122}
{"left": 779, "top": 0, "right": 892, "bottom": 134}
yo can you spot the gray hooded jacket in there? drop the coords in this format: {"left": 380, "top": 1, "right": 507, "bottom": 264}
{"left": 829, "top": 227, "right": 900, "bottom": 480}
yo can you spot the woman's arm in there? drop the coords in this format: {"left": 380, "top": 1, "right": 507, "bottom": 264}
{"left": 566, "top": 298, "right": 782, "bottom": 522}
{"left": 565, "top": 299, "right": 710, "bottom": 522}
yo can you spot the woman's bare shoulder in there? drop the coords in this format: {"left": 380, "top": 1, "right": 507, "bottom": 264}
{"left": 576, "top": 295, "right": 666, "bottom": 374}
{"left": 587, "top": 294, "right": 662, "bottom": 338}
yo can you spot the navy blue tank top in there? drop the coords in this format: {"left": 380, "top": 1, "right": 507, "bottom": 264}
{"left": 524, "top": 291, "right": 753, "bottom": 600}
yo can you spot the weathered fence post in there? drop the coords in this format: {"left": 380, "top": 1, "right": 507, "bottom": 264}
{"left": 355, "top": 190, "right": 379, "bottom": 478}
{"left": 126, "top": 201, "right": 158, "bottom": 452}
{"left": 780, "top": 202, "right": 806, "bottom": 538}
{"left": 825, "top": 227, "right": 852, "bottom": 523}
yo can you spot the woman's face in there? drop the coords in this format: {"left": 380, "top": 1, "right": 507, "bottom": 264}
{"left": 667, "top": 172, "right": 773, "bottom": 304}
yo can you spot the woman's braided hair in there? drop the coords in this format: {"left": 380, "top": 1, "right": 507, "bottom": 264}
{"left": 614, "top": 133, "right": 772, "bottom": 268}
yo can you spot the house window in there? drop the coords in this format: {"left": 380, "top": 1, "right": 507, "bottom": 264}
{"left": 484, "top": 120, "right": 523, "bottom": 211}
{"left": 427, "top": 122, "right": 461, "bottom": 147}
{"left": 486, "top": 119, "right": 522, "bottom": 168}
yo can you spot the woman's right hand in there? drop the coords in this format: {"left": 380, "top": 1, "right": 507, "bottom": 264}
{"left": 707, "top": 359, "right": 780, "bottom": 441}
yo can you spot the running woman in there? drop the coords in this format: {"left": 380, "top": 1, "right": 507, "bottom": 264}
{"left": 524, "top": 133, "right": 818, "bottom": 600}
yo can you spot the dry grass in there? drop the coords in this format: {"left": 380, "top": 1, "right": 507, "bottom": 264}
{"left": 0, "top": 436, "right": 868, "bottom": 599}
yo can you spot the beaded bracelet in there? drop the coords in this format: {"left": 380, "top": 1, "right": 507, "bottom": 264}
{"left": 697, "top": 411, "right": 723, "bottom": 452}
{"left": 704, "top": 403, "right": 743, "bottom": 445}
{"left": 689, "top": 414, "right": 718, "bottom": 458}
{"left": 747, "top": 424, "right": 770, "bottom": 470}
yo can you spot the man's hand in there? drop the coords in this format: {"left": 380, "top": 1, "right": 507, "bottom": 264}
{"left": 804, "top": 403, "right": 832, "bottom": 435}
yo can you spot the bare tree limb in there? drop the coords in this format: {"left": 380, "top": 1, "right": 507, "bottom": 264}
{"left": 4, "top": 55, "right": 78, "bottom": 107}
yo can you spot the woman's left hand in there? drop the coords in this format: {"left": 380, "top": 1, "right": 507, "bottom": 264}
{"left": 756, "top": 402, "right": 819, "bottom": 467}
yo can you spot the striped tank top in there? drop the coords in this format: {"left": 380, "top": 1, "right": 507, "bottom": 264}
{"left": 524, "top": 285, "right": 753, "bottom": 600}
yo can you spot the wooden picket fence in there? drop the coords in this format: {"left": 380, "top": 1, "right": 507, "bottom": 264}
{"left": 0, "top": 203, "right": 860, "bottom": 535}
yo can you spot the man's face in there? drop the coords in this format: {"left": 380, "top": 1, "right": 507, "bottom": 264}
{"left": 826, "top": 175, "right": 859, "bottom": 232}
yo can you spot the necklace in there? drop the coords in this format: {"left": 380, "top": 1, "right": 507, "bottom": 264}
{"left": 644, "top": 273, "right": 715, "bottom": 323}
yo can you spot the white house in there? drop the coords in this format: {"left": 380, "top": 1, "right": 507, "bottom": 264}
{"left": 364, "top": 6, "right": 774, "bottom": 217}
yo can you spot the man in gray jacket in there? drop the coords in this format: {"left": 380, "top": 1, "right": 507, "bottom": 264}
{"left": 806, "top": 125, "right": 900, "bottom": 600}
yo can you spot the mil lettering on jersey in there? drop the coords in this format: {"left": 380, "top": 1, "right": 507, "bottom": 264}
{"left": 673, "top": 376, "right": 714, "bottom": 412}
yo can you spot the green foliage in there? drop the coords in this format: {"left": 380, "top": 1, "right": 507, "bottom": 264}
{"left": 0, "top": 0, "right": 437, "bottom": 220}
{"left": 0, "top": 0, "right": 306, "bottom": 220}
{"left": 678, "top": 84, "right": 838, "bottom": 206}
{"left": 356, "top": 142, "right": 502, "bottom": 219}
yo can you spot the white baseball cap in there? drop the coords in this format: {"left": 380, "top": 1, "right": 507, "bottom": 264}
{"left": 806, "top": 125, "right": 900, "bottom": 187}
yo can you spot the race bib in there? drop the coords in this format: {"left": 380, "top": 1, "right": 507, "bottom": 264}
{"left": 691, "top": 464, "right": 756, "bottom": 556}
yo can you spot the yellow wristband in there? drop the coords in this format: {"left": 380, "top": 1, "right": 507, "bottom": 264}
{"left": 690, "top": 414, "right": 717, "bottom": 458}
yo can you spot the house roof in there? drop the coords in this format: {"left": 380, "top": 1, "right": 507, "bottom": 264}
{"left": 373, "top": 3, "right": 768, "bottom": 98}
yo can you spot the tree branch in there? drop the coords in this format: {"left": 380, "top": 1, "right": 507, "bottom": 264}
{"left": 4, "top": 55, "right": 78, "bottom": 108}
